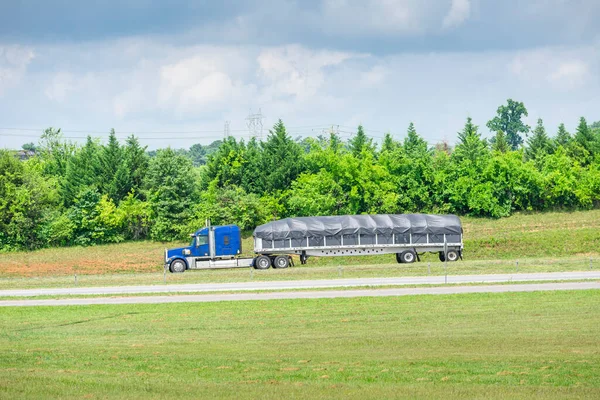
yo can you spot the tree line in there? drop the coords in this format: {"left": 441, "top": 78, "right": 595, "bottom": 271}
{"left": 1, "top": 99, "right": 599, "bottom": 251}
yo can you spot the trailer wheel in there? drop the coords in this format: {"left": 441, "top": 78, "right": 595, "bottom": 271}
{"left": 438, "top": 251, "right": 446, "bottom": 262}
{"left": 395, "top": 253, "right": 403, "bottom": 263}
{"left": 400, "top": 250, "right": 416, "bottom": 263}
{"left": 254, "top": 255, "right": 271, "bottom": 270}
{"left": 445, "top": 250, "right": 459, "bottom": 262}
{"left": 170, "top": 259, "right": 186, "bottom": 273}
{"left": 273, "top": 255, "right": 289, "bottom": 269}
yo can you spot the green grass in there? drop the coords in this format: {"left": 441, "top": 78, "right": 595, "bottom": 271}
{"left": 1, "top": 290, "right": 599, "bottom": 399}
{"left": 0, "top": 255, "right": 597, "bottom": 290}
{"left": 0, "top": 209, "right": 598, "bottom": 280}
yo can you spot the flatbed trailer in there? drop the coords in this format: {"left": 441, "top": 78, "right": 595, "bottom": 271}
{"left": 164, "top": 213, "right": 463, "bottom": 273}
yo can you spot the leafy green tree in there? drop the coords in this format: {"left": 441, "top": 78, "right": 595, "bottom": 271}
{"left": 491, "top": 130, "right": 510, "bottom": 153}
{"left": 118, "top": 192, "right": 151, "bottom": 240}
{"left": 285, "top": 171, "right": 346, "bottom": 216}
{"left": 202, "top": 136, "right": 247, "bottom": 190}
{"left": 37, "top": 127, "right": 75, "bottom": 178}
{"left": 486, "top": 99, "right": 530, "bottom": 150}
{"left": 526, "top": 118, "right": 553, "bottom": 161}
{"left": 144, "top": 147, "right": 197, "bottom": 241}
{"left": 21, "top": 142, "right": 37, "bottom": 152}
{"left": 0, "top": 151, "right": 58, "bottom": 250}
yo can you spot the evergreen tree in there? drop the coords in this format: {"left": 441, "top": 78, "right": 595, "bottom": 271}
{"left": 60, "top": 136, "right": 101, "bottom": 206}
{"left": 575, "top": 117, "right": 595, "bottom": 158}
{"left": 349, "top": 125, "right": 373, "bottom": 157}
{"left": 99, "top": 129, "right": 124, "bottom": 201}
{"left": 260, "top": 119, "right": 306, "bottom": 193}
{"left": 486, "top": 99, "right": 530, "bottom": 150}
{"left": 554, "top": 123, "right": 571, "bottom": 148}
{"left": 491, "top": 130, "right": 510, "bottom": 153}
{"left": 118, "top": 135, "right": 149, "bottom": 200}
{"left": 329, "top": 131, "right": 342, "bottom": 153}
{"left": 381, "top": 132, "right": 397, "bottom": 153}
{"left": 453, "top": 117, "right": 488, "bottom": 163}
{"left": 240, "top": 137, "right": 263, "bottom": 194}
{"left": 403, "top": 122, "right": 428, "bottom": 154}
{"left": 526, "top": 118, "right": 552, "bottom": 160}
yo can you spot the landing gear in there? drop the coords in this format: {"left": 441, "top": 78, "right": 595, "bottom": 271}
{"left": 300, "top": 252, "right": 308, "bottom": 265}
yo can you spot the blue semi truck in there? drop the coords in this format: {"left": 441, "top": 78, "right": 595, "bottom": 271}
{"left": 164, "top": 214, "right": 464, "bottom": 273}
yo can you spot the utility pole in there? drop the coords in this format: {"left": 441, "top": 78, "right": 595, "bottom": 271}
{"left": 246, "top": 108, "right": 264, "bottom": 140}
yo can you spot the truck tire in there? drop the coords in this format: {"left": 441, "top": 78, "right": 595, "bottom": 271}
{"left": 445, "top": 250, "right": 459, "bottom": 262}
{"left": 273, "top": 255, "right": 290, "bottom": 269}
{"left": 170, "top": 259, "right": 186, "bottom": 273}
{"left": 400, "top": 250, "right": 416, "bottom": 263}
{"left": 438, "top": 251, "right": 446, "bottom": 262}
{"left": 254, "top": 255, "right": 271, "bottom": 270}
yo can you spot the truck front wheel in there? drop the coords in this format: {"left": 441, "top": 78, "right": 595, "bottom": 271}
{"left": 254, "top": 255, "right": 271, "bottom": 270}
{"left": 170, "top": 259, "right": 186, "bottom": 273}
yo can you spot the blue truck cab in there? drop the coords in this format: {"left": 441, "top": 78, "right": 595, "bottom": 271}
{"left": 164, "top": 225, "right": 242, "bottom": 272}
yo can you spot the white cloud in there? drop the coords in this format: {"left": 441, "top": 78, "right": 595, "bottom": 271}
{"left": 442, "top": 0, "right": 471, "bottom": 29}
{"left": 320, "top": 0, "right": 448, "bottom": 35}
{"left": 257, "top": 45, "right": 357, "bottom": 101}
{"left": 510, "top": 46, "right": 597, "bottom": 90}
{"left": 549, "top": 61, "right": 590, "bottom": 88}
{"left": 0, "top": 45, "right": 35, "bottom": 94}
{"left": 44, "top": 72, "right": 79, "bottom": 102}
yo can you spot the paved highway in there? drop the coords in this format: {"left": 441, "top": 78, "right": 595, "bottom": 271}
{"left": 1, "top": 281, "right": 598, "bottom": 306}
{"left": 1, "top": 271, "right": 599, "bottom": 297}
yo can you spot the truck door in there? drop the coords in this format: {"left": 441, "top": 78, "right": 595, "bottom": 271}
{"left": 195, "top": 234, "right": 210, "bottom": 258}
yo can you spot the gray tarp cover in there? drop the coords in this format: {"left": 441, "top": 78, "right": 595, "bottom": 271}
{"left": 253, "top": 214, "right": 462, "bottom": 240}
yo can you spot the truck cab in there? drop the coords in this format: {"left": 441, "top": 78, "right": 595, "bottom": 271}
{"left": 164, "top": 225, "right": 242, "bottom": 272}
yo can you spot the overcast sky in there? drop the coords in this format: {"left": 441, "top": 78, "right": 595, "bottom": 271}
{"left": 1, "top": 0, "right": 599, "bottom": 150}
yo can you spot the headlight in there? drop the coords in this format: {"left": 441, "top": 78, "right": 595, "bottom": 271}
{"left": 183, "top": 249, "right": 191, "bottom": 255}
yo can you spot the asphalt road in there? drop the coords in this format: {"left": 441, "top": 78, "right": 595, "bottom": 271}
{"left": 1, "top": 282, "right": 599, "bottom": 306}
{"left": 1, "top": 271, "right": 599, "bottom": 297}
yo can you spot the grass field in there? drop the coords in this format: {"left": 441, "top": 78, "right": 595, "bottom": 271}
{"left": 0, "top": 209, "right": 599, "bottom": 279}
{"left": 1, "top": 290, "right": 599, "bottom": 399}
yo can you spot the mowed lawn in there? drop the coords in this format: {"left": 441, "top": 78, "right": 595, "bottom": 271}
{"left": 1, "top": 290, "right": 599, "bottom": 399}
{"left": 0, "top": 209, "right": 599, "bottom": 278}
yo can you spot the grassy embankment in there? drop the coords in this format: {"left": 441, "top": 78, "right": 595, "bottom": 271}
{"left": 0, "top": 210, "right": 598, "bottom": 286}
{"left": 1, "top": 290, "right": 599, "bottom": 399}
